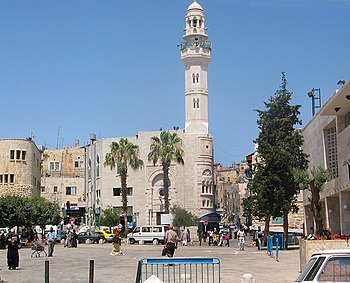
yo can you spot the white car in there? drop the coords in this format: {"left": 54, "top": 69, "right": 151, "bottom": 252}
{"left": 296, "top": 249, "right": 350, "bottom": 282}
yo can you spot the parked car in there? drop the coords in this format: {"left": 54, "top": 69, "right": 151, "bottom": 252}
{"left": 127, "top": 225, "right": 168, "bottom": 245}
{"left": 295, "top": 249, "right": 350, "bottom": 282}
{"left": 77, "top": 232, "right": 105, "bottom": 244}
{"left": 96, "top": 230, "right": 116, "bottom": 243}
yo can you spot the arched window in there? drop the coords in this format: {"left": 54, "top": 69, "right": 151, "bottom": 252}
{"left": 193, "top": 98, "right": 200, "bottom": 109}
{"left": 202, "top": 181, "right": 205, "bottom": 193}
{"left": 88, "top": 158, "right": 92, "bottom": 180}
{"left": 192, "top": 73, "right": 196, "bottom": 84}
{"left": 202, "top": 200, "right": 205, "bottom": 207}
{"left": 196, "top": 73, "right": 199, "bottom": 84}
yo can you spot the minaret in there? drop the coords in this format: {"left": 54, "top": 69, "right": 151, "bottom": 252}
{"left": 181, "top": 0, "right": 211, "bottom": 134}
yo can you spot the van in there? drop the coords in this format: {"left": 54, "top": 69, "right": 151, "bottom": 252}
{"left": 127, "top": 225, "right": 168, "bottom": 245}
{"left": 0, "top": 228, "right": 9, "bottom": 235}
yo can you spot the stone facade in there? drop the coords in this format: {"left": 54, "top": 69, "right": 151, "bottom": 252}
{"left": 0, "top": 138, "right": 41, "bottom": 196}
{"left": 41, "top": 147, "right": 85, "bottom": 209}
{"left": 301, "top": 79, "right": 350, "bottom": 236}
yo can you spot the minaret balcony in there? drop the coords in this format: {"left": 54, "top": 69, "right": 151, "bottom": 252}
{"left": 179, "top": 40, "right": 211, "bottom": 51}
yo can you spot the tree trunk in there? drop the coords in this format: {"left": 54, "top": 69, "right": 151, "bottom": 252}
{"left": 121, "top": 169, "right": 128, "bottom": 231}
{"left": 283, "top": 210, "right": 289, "bottom": 250}
{"left": 310, "top": 180, "right": 323, "bottom": 235}
{"left": 263, "top": 215, "right": 271, "bottom": 246}
{"left": 163, "top": 163, "right": 170, "bottom": 214}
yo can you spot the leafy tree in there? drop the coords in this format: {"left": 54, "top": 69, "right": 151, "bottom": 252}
{"left": 99, "top": 206, "right": 120, "bottom": 228}
{"left": 104, "top": 138, "right": 144, "bottom": 227}
{"left": 0, "top": 195, "right": 32, "bottom": 228}
{"left": 148, "top": 131, "right": 184, "bottom": 214}
{"left": 293, "top": 167, "right": 329, "bottom": 235}
{"left": 253, "top": 72, "right": 308, "bottom": 249}
{"left": 171, "top": 205, "right": 198, "bottom": 228}
{"left": 28, "top": 196, "right": 60, "bottom": 235}
{"left": 0, "top": 195, "right": 60, "bottom": 234}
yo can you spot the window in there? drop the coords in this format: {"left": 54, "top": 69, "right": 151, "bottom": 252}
{"left": 10, "top": 150, "right": 15, "bottom": 160}
{"left": 49, "top": 161, "right": 60, "bottom": 171}
{"left": 41, "top": 186, "right": 46, "bottom": 193}
{"left": 196, "top": 73, "right": 199, "bottom": 84}
{"left": 96, "top": 154, "right": 100, "bottom": 178}
{"left": 22, "top": 151, "right": 26, "bottom": 160}
{"left": 325, "top": 127, "right": 338, "bottom": 179}
{"left": 193, "top": 98, "right": 200, "bottom": 109}
{"left": 0, "top": 174, "right": 2, "bottom": 184}
{"left": 345, "top": 111, "right": 350, "bottom": 129}
{"left": 66, "top": 186, "right": 77, "bottom": 196}
{"left": 74, "top": 159, "right": 84, "bottom": 168}
{"left": 53, "top": 186, "right": 58, "bottom": 193}
{"left": 4, "top": 174, "right": 8, "bottom": 184}
{"left": 96, "top": 189, "right": 101, "bottom": 198}
{"left": 318, "top": 257, "right": 350, "bottom": 282}
{"left": 113, "top": 187, "right": 133, "bottom": 196}
{"left": 152, "top": 227, "right": 162, "bottom": 233}
{"left": 142, "top": 227, "right": 151, "bottom": 233}
{"left": 16, "top": 150, "right": 21, "bottom": 160}
{"left": 9, "top": 174, "right": 14, "bottom": 183}
{"left": 192, "top": 73, "right": 196, "bottom": 84}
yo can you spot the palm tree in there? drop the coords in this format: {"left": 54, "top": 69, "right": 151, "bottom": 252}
{"left": 148, "top": 131, "right": 184, "bottom": 214}
{"left": 104, "top": 138, "right": 144, "bottom": 228}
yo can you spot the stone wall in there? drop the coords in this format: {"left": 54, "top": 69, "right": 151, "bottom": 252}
{"left": 299, "top": 238, "right": 350, "bottom": 271}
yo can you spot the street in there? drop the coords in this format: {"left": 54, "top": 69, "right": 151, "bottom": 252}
{"left": 0, "top": 238, "right": 300, "bottom": 283}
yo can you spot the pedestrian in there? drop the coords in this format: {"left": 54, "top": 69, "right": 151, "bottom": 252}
{"left": 45, "top": 227, "right": 57, "bottom": 257}
{"left": 237, "top": 226, "right": 246, "bottom": 251}
{"left": 181, "top": 228, "right": 188, "bottom": 246}
{"left": 0, "top": 231, "right": 6, "bottom": 249}
{"left": 110, "top": 224, "right": 123, "bottom": 256}
{"left": 187, "top": 228, "right": 191, "bottom": 244}
{"left": 5, "top": 228, "right": 21, "bottom": 270}
{"left": 164, "top": 224, "right": 179, "bottom": 257}
{"left": 71, "top": 229, "right": 78, "bottom": 248}
{"left": 65, "top": 229, "right": 72, "bottom": 248}
{"left": 255, "top": 226, "right": 263, "bottom": 250}
{"left": 197, "top": 228, "right": 203, "bottom": 246}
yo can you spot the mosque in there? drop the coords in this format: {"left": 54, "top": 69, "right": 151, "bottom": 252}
{"left": 84, "top": 0, "right": 217, "bottom": 227}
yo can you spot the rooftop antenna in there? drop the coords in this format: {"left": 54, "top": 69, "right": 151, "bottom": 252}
{"left": 56, "top": 126, "right": 60, "bottom": 149}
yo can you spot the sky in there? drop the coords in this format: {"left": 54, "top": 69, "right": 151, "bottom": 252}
{"left": 1, "top": 0, "right": 349, "bottom": 167}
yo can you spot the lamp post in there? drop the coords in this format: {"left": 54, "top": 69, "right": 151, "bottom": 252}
{"left": 307, "top": 88, "right": 321, "bottom": 116}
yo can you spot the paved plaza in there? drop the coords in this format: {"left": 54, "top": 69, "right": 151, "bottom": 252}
{"left": 0, "top": 238, "right": 300, "bottom": 283}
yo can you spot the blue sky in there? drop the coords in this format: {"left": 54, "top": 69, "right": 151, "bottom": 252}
{"left": 1, "top": 0, "right": 349, "bottom": 167}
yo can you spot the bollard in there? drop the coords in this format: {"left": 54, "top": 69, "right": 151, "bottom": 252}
{"left": 275, "top": 238, "right": 279, "bottom": 262}
{"left": 241, "top": 273, "right": 255, "bottom": 283}
{"left": 45, "top": 260, "right": 49, "bottom": 283}
{"left": 89, "top": 259, "right": 94, "bottom": 283}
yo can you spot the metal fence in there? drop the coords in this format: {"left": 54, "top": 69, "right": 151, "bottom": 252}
{"left": 135, "top": 257, "right": 221, "bottom": 283}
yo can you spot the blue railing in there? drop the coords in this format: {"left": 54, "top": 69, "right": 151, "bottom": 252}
{"left": 135, "top": 257, "right": 221, "bottom": 283}
{"left": 267, "top": 236, "right": 279, "bottom": 262}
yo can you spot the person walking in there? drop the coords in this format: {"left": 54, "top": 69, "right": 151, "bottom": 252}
{"left": 110, "top": 224, "right": 123, "bottom": 256}
{"left": 71, "top": 229, "right": 78, "bottom": 248}
{"left": 45, "top": 227, "right": 57, "bottom": 257}
{"left": 255, "top": 226, "right": 263, "bottom": 250}
{"left": 5, "top": 228, "right": 20, "bottom": 270}
{"left": 237, "top": 226, "right": 246, "bottom": 251}
{"left": 164, "top": 224, "right": 179, "bottom": 257}
{"left": 181, "top": 228, "right": 188, "bottom": 246}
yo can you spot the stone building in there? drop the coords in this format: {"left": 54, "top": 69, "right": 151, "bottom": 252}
{"left": 85, "top": 0, "right": 215, "bottom": 228}
{"left": 213, "top": 163, "right": 240, "bottom": 224}
{"left": 302, "top": 78, "right": 350, "bottom": 235}
{"left": 41, "top": 147, "right": 85, "bottom": 224}
{"left": 0, "top": 138, "right": 41, "bottom": 196}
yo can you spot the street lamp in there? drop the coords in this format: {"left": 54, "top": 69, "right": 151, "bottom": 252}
{"left": 307, "top": 88, "right": 321, "bottom": 116}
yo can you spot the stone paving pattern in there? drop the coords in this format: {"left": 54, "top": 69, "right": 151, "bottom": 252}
{"left": 0, "top": 238, "right": 300, "bottom": 283}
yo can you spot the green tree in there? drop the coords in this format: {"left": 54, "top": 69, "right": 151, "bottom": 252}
{"left": 0, "top": 194, "right": 32, "bottom": 228}
{"left": 104, "top": 138, "right": 144, "bottom": 227}
{"left": 148, "top": 131, "right": 184, "bottom": 214}
{"left": 253, "top": 72, "right": 308, "bottom": 249}
{"left": 28, "top": 196, "right": 60, "bottom": 235}
{"left": 171, "top": 205, "right": 198, "bottom": 228}
{"left": 293, "top": 167, "right": 329, "bottom": 235}
{"left": 99, "top": 206, "right": 120, "bottom": 228}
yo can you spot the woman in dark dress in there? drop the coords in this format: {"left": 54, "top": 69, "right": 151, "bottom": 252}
{"left": 71, "top": 229, "right": 78, "bottom": 248}
{"left": 5, "top": 229, "right": 20, "bottom": 270}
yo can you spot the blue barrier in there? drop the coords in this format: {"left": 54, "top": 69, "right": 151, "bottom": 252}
{"left": 267, "top": 236, "right": 279, "bottom": 262}
{"left": 135, "top": 257, "right": 221, "bottom": 283}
